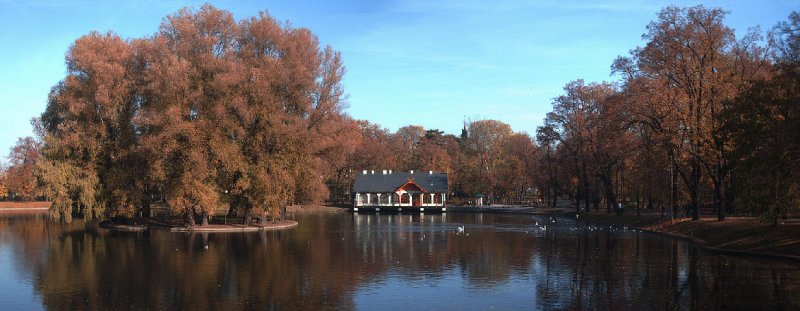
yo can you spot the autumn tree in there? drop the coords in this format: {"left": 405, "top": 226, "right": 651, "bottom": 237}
{"left": 0, "top": 162, "right": 7, "bottom": 200}
{"left": 38, "top": 31, "right": 136, "bottom": 222}
{"left": 543, "top": 81, "right": 615, "bottom": 212}
{"left": 38, "top": 5, "right": 352, "bottom": 225}
{"left": 348, "top": 121, "right": 397, "bottom": 170}
{"left": 394, "top": 125, "right": 426, "bottom": 171}
{"left": 535, "top": 125, "right": 563, "bottom": 208}
{"left": 499, "top": 133, "right": 537, "bottom": 203}
{"left": 725, "top": 11, "right": 800, "bottom": 225}
{"left": 586, "top": 88, "right": 635, "bottom": 214}
{"left": 461, "top": 119, "right": 512, "bottom": 202}
{"left": 134, "top": 6, "right": 241, "bottom": 226}
{"left": 4, "top": 137, "right": 41, "bottom": 201}
{"left": 416, "top": 129, "right": 457, "bottom": 172}
{"left": 615, "top": 5, "right": 768, "bottom": 220}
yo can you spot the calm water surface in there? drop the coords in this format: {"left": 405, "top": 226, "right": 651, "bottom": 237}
{"left": 0, "top": 211, "right": 799, "bottom": 310}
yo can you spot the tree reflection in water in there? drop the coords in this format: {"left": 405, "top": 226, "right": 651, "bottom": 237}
{"left": 0, "top": 212, "right": 799, "bottom": 310}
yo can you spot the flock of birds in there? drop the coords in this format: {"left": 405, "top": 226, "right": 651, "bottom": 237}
{"left": 349, "top": 215, "right": 641, "bottom": 243}
{"left": 569, "top": 224, "right": 638, "bottom": 233}
{"left": 452, "top": 215, "right": 640, "bottom": 237}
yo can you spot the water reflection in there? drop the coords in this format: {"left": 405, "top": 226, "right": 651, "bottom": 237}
{"left": 0, "top": 212, "right": 798, "bottom": 310}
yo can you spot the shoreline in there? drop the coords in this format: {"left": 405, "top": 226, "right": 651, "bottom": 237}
{"left": 169, "top": 220, "right": 298, "bottom": 232}
{"left": 0, "top": 207, "right": 49, "bottom": 212}
{"left": 0, "top": 201, "right": 52, "bottom": 210}
{"left": 413, "top": 205, "right": 800, "bottom": 262}
{"left": 5, "top": 202, "right": 799, "bottom": 260}
{"left": 286, "top": 205, "right": 348, "bottom": 213}
{"left": 100, "top": 220, "right": 300, "bottom": 233}
{"left": 553, "top": 209, "right": 800, "bottom": 262}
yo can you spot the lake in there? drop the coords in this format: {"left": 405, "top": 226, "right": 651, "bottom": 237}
{"left": 1, "top": 211, "right": 799, "bottom": 310}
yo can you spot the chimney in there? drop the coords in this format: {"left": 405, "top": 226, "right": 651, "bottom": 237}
{"left": 382, "top": 170, "right": 387, "bottom": 174}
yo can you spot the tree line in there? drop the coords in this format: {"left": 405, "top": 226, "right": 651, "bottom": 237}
{"left": 2, "top": 5, "right": 538, "bottom": 225}
{"left": 535, "top": 6, "right": 799, "bottom": 225}
{"left": 27, "top": 5, "right": 354, "bottom": 226}
{"left": 1, "top": 5, "right": 797, "bottom": 226}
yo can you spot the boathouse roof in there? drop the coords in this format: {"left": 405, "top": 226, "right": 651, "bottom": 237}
{"left": 353, "top": 170, "right": 448, "bottom": 193}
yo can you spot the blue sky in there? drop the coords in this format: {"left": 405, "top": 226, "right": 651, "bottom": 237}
{"left": 0, "top": 0, "right": 797, "bottom": 164}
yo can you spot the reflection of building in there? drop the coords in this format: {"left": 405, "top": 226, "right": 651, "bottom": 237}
{"left": 353, "top": 170, "right": 448, "bottom": 212}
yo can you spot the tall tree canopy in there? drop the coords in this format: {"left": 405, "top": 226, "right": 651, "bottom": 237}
{"left": 38, "top": 5, "right": 351, "bottom": 225}
{"left": 534, "top": 6, "right": 795, "bottom": 224}
{"left": 4, "top": 136, "right": 41, "bottom": 201}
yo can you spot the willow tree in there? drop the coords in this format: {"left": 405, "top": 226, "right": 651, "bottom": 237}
{"left": 229, "top": 10, "right": 352, "bottom": 224}
{"left": 38, "top": 32, "right": 138, "bottom": 222}
{"left": 38, "top": 5, "right": 353, "bottom": 225}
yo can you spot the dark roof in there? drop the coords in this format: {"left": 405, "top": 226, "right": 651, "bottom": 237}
{"left": 353, "top": 171, "right": 448, "bottom": 193}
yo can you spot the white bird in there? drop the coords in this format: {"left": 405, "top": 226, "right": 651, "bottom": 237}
{"left": 540, "top": 225, "right": 547, "bottom": 231}
{"left": 535, "top": 221, "right": 539, "bottom": 226}
{"left": 457, "top": 225, "right": 465, "bottom": 233}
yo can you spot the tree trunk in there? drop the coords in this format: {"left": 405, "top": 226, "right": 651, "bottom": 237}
{"left": 725, "top": 172, "right": 735, "bottom": 215}
{"left": 670, "top": 155, "right": 678, "bottom": 219}
{"left": 242, "top": 210, "right": 250, "bottom": 225}
{"left": 771, "top": 177, "right": 781, "bottom": 227}
{"left": 599, "top": 173, "right": 618, "bottom": 215}
{"left": 714, "top": 179, "right": 725, "bottom": 221}
{"left": 636, "top": 190, "right": 641, "bottom": 217}
{"left": 260, "top": 212, "right": 269, "bottom": 226}
{"left": 552, "top": 188, "right": 558, "bottom": 209}
{"left": 593, "top": 177, "right": 600, "bottom": 213}
{"left": 690, "top": 158, "right": 701, "bottom": 220}
{"left": 141, "top": 194, "right": 152, "bottom": 220}
{"left": 582, "top": 172, "right": 590, "bottom": 213}
{"left": 185, "top": 208, "right": 196, "bottom": 227}
{"left": 201, "top": 214, "right": 209, "bottom": 226}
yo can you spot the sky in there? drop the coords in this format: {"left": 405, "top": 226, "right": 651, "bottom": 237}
{"left": 0, "top": 0, "right": 797, "bottom": 164}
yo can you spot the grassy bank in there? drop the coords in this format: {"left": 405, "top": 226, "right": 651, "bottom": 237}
{"left": 567, "top": 210, "right": 800, "bottom": 260}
